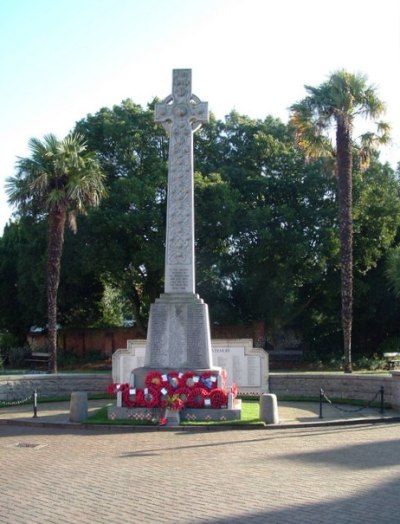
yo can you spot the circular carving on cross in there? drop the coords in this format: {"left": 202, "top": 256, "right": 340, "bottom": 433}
{"left": 174, "top": 104, "right": 188, "bottom": 118}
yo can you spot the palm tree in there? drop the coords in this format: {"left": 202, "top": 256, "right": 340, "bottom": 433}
{"left": 6, "top": 133, "right": 107, "bottom": 373}
{"left": 290, "top": 70, "right": 390, "bottom": 373}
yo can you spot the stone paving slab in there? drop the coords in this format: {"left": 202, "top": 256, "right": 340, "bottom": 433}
{"left": 1, "top": 422, "right": 400, "bottom": 523}
{"left": 0, "top": 398, "right": 397, "bottom": 429}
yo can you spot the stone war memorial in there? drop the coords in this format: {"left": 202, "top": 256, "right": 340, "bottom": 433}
{"left": 109, "top": 69, "right": 268, "bottom": 424}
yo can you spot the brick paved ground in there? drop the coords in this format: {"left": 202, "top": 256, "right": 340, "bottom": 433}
{"left": 1, "top": 423, "right": 400, "bottom": 523}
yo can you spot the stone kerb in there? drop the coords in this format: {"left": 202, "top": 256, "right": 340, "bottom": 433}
{"left": 112, "top": 338, "right": 269, "bottom": 394}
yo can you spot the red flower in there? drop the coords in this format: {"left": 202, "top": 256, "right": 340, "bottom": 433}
{"left": 142, "top": 386, "right": 160, "bottom": 408}
{"left": 175, "top": 387, "right": 191, "bottom": 404}
{"left": 145, "top": 371, "right": 163, "bottom": 389}
{"left": 106, "top": 383, "right": 119, "bottom": 395}
{"left": 122, "top": 388, "right": 144, "bottom": 408}
{"left": 161, "top": 371, "right": 180, "bottom": 390}
{"left": 167, "top": 396, "right": 185, "bottom": 411}
{"left": 209, "top": 388, "right": 228, "bottom": 409}
{"left": 180, "top": 370, "right": 201, "bottom": 388}
{"left": 187, "top": 387, "right": 208, "bottom": 408}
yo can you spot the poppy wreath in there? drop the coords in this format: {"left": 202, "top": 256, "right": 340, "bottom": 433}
{"left": 122, "top": 387, "right": 145, "bottom": 408}
{"left": 106, "top": 383, "right": 120, "bottom": 395}
{"left": 107, "top": 383, "right": 129, "bottom": 395}
{"left": 200, "top": 371, "right": 218, "bottom": 390}
{"left": 186, "top": 387, "right": 208, "bottom": 408}
{"left": 209, "top": 388, "right": 228, "bottom": 409}
{"left": 142, "top": 385, "right": 161, "bottom": 408}
{"left": 180, "top": 370, "right": 198, "bottom": 388}
{"left": 161, "top": 371, "right": 180, "bottom": 390}
{"left": 174, "top": 386, "right": 191, "bottom": 404}
{"left": 145, "top": 371, "right": 163, "bottom": 389}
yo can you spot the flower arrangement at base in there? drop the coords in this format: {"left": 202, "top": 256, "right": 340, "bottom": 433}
{"left": 186, "top": 387, "right": 208, "bottom": 408}
{"left": 142, "top": 386, "right": 160, "bottom": 408}
{"left": 165, "top": 394, "right": 185, "bottom": 411}
{"left": 179, "top": 370, "right": 196, "bottom": 388}
{"left": 123, "top": 387, "right": 144, "bottom": 408}
{"left": 200, "top": 371, "right": 218, "bottom": 390}
{"left": 161, "top": 371, "right": 180, "bottom": 390}
{"left": 145, "top": 371, "right": 163, "bottom": 389}
{"left": 107, "top": 383, "right": 128, "bottom": 395}
{"left": 107, "top": 370, "right": 237, "bottom": 411}
{"left": 209, "top": 388, "right": 228, "bottom": 409}
{"left": 174, "top": 386, "right": 191, "bottom": 404}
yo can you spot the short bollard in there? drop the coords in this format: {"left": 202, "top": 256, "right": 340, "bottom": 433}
{"left": 32, "top": 390, "right": 38, "bottom": 418}
{"left": 69, "top": 391, "right": 88, "bottom": 423}
{"left": 259, "top": 393, "right": 279, "bottom": 424}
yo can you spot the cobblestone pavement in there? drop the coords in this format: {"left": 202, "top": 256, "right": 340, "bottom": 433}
{"left": 1, "top": 422, "right": 400, "bottom": 523}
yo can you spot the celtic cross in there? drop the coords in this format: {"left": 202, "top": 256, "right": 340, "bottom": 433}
{"left": 155, "top": 69, "right": 209, "bottom": 294}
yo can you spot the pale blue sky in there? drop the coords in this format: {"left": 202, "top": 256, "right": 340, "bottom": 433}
{"left": 1, "top": 0, "right": 399, "bottom": 233}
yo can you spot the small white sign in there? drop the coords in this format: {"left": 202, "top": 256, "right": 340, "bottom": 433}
{"left": 204, "top": 399, "right": 211, "bottom": 406}
{"left": 129, "top": 388, "right": 136, "bottom": 395}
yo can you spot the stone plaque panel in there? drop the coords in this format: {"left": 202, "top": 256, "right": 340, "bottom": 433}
{"left": 113, "top": 338, "right": 268, "bottom": 393}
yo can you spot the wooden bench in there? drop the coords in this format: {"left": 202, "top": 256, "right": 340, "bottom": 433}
{"left": 383, "top": 352, "right": 400, "bottom": 370}
{"left": 25, "top": 352, "right": 51, "bottom": 370}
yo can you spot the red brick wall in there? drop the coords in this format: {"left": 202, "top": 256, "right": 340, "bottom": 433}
{"left": 28, "top": 321, "right": 265, "bottom": 357}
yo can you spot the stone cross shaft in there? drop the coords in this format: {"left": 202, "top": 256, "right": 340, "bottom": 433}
{"left": 155, "top": 69, "right": 208, "bottom": 294}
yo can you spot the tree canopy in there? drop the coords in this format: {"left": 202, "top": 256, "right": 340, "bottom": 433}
{"left": 1, "top": 93, "right": 400, "bottom": 365}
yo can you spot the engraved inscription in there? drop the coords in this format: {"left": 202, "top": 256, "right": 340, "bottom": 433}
{"left": 247, "top": 356, "right": 261, "bottom": 386}
{"left": 186, "top": 304, "right": 208, "bottom": 368}
{"left": 169, "top": 267, "right": 190, "bottom": 292}
{"left": 146, "top": 304, "right": 169, "bottom": 367}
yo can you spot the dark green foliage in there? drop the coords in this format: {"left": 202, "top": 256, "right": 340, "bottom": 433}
{"left": 1, "top": 98, "right": 400, "bottom": 364}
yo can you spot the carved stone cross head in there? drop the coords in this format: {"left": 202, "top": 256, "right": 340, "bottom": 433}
{"left": 155, "top": 69, "right": 208, "bottom": 133}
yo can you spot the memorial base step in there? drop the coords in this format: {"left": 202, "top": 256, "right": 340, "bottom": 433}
{"left": 107, "top": 404, "right": 242, "bottom": 423}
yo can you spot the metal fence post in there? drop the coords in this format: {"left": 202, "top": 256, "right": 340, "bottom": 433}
{"left": 380, "top": 386, "right": 384, "bottom": 415}
{"left": 33, "top": 390, "right": 38, "bottom": 418}
{"left": 319, "top": 388, "right": 324, "bottom": 419}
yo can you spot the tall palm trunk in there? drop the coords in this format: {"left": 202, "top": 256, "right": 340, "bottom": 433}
{"left": 47, "top": 206, "right": 67, "bottom": 373}
{"left": 336, "top": 117, "right": 353, "bottom": 373}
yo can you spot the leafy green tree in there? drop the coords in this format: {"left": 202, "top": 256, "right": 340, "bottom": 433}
{"left": 6, "top": 133, "right": 106, "bottom": 372}
{"left": 386, "top": 246, "right": 400, "bottom": 298}
{"left": 74, "top": 100, "right": 168, "bottom": 332}
{"left": 290, "top": 70, "right": 390, "bottom": 372}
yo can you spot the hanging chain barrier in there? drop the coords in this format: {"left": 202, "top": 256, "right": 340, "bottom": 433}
{"left": 0, "top": 390, "right": 38, "bottom": 418}
{"left": 319, "top": 386, "right": 385, "bottom": 419}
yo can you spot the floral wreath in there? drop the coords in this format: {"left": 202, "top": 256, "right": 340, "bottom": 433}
{"left": 209, "top": 388, "right": 228, "bottom": 409}
{"left": 108, "top": 372, "right": 237, "bottom": 411}
{"left": 142, "top": 385, "right": 160, "bottom": 408}
{"left": 161, "top": 371, "right": 180, "bottom": 390}
{"left": 179, "top": 371, "right": 195, "bottom": 388}
{"left": 145, "top": 371, "right": 163, "bottom": 389}
{"left": 174, "top": 386, "right": 191, "bottom": 404}
{"left": 200, "top": 371, "right": 218, "bottom": 390}
{"left": 123, "top": 387, "right": 144, "bottom": 408}
{"left": 107, "top": 382, "right": 129, "bottom": 395}
{"left": 186, "top": 387, "right": 208, "bottom": 408}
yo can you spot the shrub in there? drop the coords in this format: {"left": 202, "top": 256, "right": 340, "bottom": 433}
{"left": 8, "top": 346, "right": 32, "bottom": 368}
